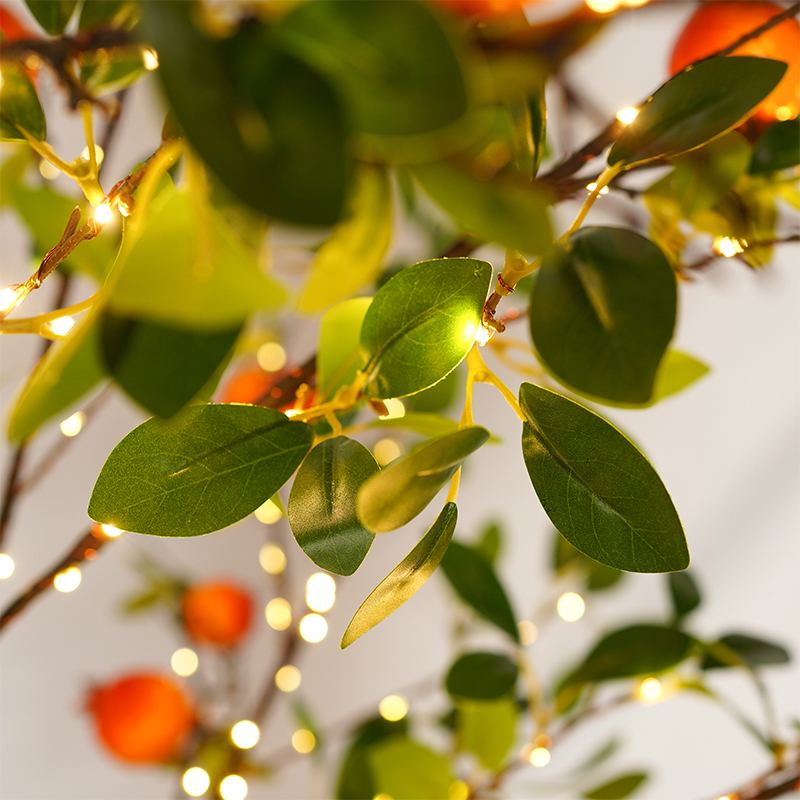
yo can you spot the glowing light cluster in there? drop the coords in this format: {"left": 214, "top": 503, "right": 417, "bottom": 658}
{"left": 142, "top": 47, "right": 159, "bottom": 71}
{"left": 259, "top": 542, "right": 286, "bottom": 574}
{"left": 638, "top": 676, "right": 663, "bottom": 703}
{"left": 299, "top": 613, "right": 328, "bottom": 643}
{"left": 617, "top": 106, "right": 640, "bottom": 124}
{"left": 379, "top": 694, "right": 408, "bottom": 722}
{"left": 257, "top": 341, "right": 287, "bottom": 372}
{"left": 0, "top": 285, "right": 25, "bottom": 316}
{"left": 219, "top": 774, "right": 247, "bottom": 800}
{"left": 255, "top": 499, "right": 282, "bottom": 525}
{"left": 306, "top": 572, "right": 336, "bottom": 612}
{"left": 557, "top": 592, "right": 585, "bottom": 621}
{"left": 0, "top": 553, "right": 15, "bottom": 579}
{"left": 265, "top": 597, "right": 292, "bottom": 631}
{"left": 291, "top": 728, "right": 316, "bottom": 753}
{"left": 373, "top": 438, "right": 403, "bottom": 466}
{"left": 713, "top": 236, "right": 745, "bottom": 258}
{"left": 50, "top": 316, "right": 75, "bottom": 336}
{"left": 93, "top": 203, "right": 113, "bottom": 224}
{"left": 275, "top": 665, "right": 301, "bottom": 692}
{"left": 171, "top": 647, "right": 199, "bottom": 677}
{"left": 231, "top": 720, "right": 260, "bottom": 749}
{"left": 586, "top": 182, "right": 609, "bottom": 195}
{"left": 529, "top": 746, "right": 551, "bottom": 767}
{"left": 101, "top": 524, "right": 123, "bottom": 537}
{"left": 60, "top": 411, "right": 86, "bottom": 437}
{"left": 182, "top": 767, "right": 210, "bottom": 797}
{"left": 53, "top": 565, "right": 81, "bottom": 593}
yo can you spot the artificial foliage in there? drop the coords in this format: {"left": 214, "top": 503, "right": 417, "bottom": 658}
{"left": 0, "top": 0, "right": 798, "bottom": 798}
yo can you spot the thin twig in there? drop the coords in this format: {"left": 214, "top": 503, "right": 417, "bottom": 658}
{"left": 682, "top": 235, "right": 800, "bottom": 274}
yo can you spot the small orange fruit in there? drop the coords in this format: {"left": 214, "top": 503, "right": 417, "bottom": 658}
{"left": 431, "top": 0, "right": 549, "bottom": 18}
{"left": 86, "top": 673, "right": 194, "bottom": 764}
{"left": 669, "top": 1, "right": 800, "bottom": 125}
{"left": 182, "top": 581, "right": 254, "bottom": 647}
{"left": 219, "top": 365, "right": 279, "bottom": 405}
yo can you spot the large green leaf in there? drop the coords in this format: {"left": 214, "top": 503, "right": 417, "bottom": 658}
{"left": 412, "top": 161, "right": 553, "bottom": 256}
{"left": 667, "top": 571, "right": 701, "bottom": 620}
{"left": 288, "top": 437, "right": 379, "bottom": 576}
{"left": 299, "top": 167, "right": 392, "bottom": 313}
{"left": 360, "top": 258, "right": 492, "bottom": 399}
{"left": 457, "top": 698, "right": 518, "bottom": 772}
{"left": 446, "top": 652, "right": 519, "bottom": 699}
{"left": 341, "top": 502, "right": 457, "bottom": 648}
{"left": 529, "top": 227, "right": 677, "bottom": 405}
{"left": 88, "top": 405, "right": 314, "bottom": 536}
{"left": 367, "top": 412, "right": 458, "bottom": 439}
{"left": 357, "top": 427, "right": 488, "bottom": 533}
{"left": 0, "top": 62, "right": 46, "bottom": 141}
{"left": 749, "top": 118, "right": 800, "bottom": 174}
{"left": 139, "top": 3, "right": 349, "bottom": 225}
{"left": 440, "top": 540, "right": 519, "bottom": 641}
{"left": 520, "top": 383, "right": 688, "bottom": 573}
{"left": 317, "top": 298, "right": 371, "bottom": 401}
{"left": 583, "top": 772, "right": 648, "bottom": 800}
{"left": 608, "top": 57, "right": 787, "bottom": 169}
{"left": 701, "top": 633, "right": 791, "bottom": 671}
{"left": 275, "top": 0, "right": 467, "bottom": 137}
{"left": 566, "top": 625, "right": 693, "bottom": 686}
{"left": 99, "top": 312, "right": 241, "bottom": 418}
{"left": 23, "top": 0, "right": 77, "bottom": 34}
{"left": 107, "top": 192, "right": 286, "bottom": 329}
{"left": 368, "top": 737, "right": 454, "bottom": 800}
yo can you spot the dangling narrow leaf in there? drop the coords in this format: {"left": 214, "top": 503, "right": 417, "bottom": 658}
{"left": 583, "top": 772, "right": 648, "bottom": 800}
{"left": 341, "top": 503, "right": 457, "bottom": 648}
{"left": 667, "top": 571, "right": 701, "bottom": 620}
{"left": 700, "top": 633, "right": 791, "bottom": 670}
{"left": 0, "top": 62, "right": 46, "bottom": 141}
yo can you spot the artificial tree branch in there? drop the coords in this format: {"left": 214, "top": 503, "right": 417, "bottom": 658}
{"left": 682, "top": 235, "right": 800, "bottom": 274}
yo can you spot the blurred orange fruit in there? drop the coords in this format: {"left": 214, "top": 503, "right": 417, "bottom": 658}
{"left": 182, "top": 581, "right": 254, "bottom": 647}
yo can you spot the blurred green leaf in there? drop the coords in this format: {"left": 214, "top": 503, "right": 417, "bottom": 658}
{"left": 750, "top": 118, "right": 800, "bottom": 174}
{"left": 317, "top": 298, "right": 371, "bottom": 401}
{"left": 520, "top": 383, "right": 688, "bottom": 573}
{"left": 553, "top": 530, "right": 624, "bottom": 593}
{"left": 288, "top": 437, "right": 379, "bottom": 576}
{"left": 413, "top": 160, "right": 552, "bottom": 255}
{"left": 78, "top": 0, "right": 140, "bottom": 31}
{"left": 446, "top": 652, "right": 518, "bottom": 699}
{"left": 405, "top": 365, "right": 461, "bottom": 414}
{"left": 650, "top": 351, "right": 709, "bottom": 405}
{"left": 0, "top": 62, "right": 46, "bottom": 141}
{"left": 530, "top": 227, "right": 677, "bottom": 405}
{"left": 457, "top": 698, "right": 518, "bottom": 772}
{"left": 341, "top": 502, "right": 457, "bottom": 648}
{"left": 23, "top": 0, "right": 77, "bottom": 34}
{"left": 361, "top": 257, "right": 491, "bottom": 399}
{"left": 368, "top": 737, "right": 453, "bottom": 800}
{"left": 299, "top": 167, "right": 392, "bottom": 313}
{"left": 668, "top": 571, "right": 701, "bottom": 620}
{"left": 79, "top": 48, "right": 147, "bottom": 96}
{"left": 357, "top": 427, "right": 488, "bottom": 533}
{"left": 440, "top": 540, "right": 519, "bottom": 642}
{"left": 88, "top": 405, "right": 314, "bottom": 536}
{"left": 275, "top": 0, "right": 467, "bottom": 137}
{"left": 337, "top": 718, "right": 408, "bottom": 800}
{"left": 608, "top": 57, "right": 786, "bottom": 169}
{"left": 475, "top": 520, "right": 502, "bottom": 565}
{"left": 367, "top": 412, "right": 458, "bottom": 439}
{"left": 583, "top": 771, "right": 648, "bottom": 800}
{"left": 701, "top": 633, "right": 790, "bottom": 671}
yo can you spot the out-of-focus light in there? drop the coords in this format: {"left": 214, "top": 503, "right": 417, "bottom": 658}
{"left": 299, "top": 613, "right": 328, "bottom": 643}
{"left": 265, "top": 598, "right": 292, "bottom": 631}
{"left": 529, "top": 747, "right": 551, "bottom": 767}
{"left": 259, "top": 543, "right": 286, "bottom": 574}
{"left": 306, "top": 573, "right": 336, "bottom": 612}
{"left": 449, "top": 780, "right": 470, "bottom": 800}
{"left": 373, "top": 795, "right": 393, "bottom": 800}
{"left": 60, "top": 411, "right": 86, "bottom": 437}
{"left": 94, "top": 203, "right": 113, "bottom": 224}
{"left": 714, "top": 236, "right": 744, "bottom": 257}
{"left": 275, "top": 665, "right": 301, "bottom": 692}
{"left": 50, "top": 316, "right": 75, "bottom": 336}
{"left": 586, "top": 182, "right": 609, "bottom": 195}
{"left": 0, "top": 553, "right": 14, "bottom": 579}
{"left": 638, "top": 676, "right": 663, "bottom": 703}
{"left": 379, "top": 399, "right": 406, "bottom": 420}
{"left": 373, "top": 438, "right": 403, "bottom": 466}
{"left": 54, "top": 565, "right": 81, "bottom": 592}
{"left": 586, "top": 0, "right": 620, "bottom": 12}
{"left": 171, "top": 647, "right": 199, "bottom": 677}
{"left": 182, "top": 767, "right": 210, "bottom": 797}
{"left": 291, "top": 729, "right": 316, "bottom": 753}
{"left": 776, "top": 106, "right": 793, "bottom": 121}
{"left": 518, "top": 620, "right": 538, "bottom": 645}
{"left": 39, "top": 160, "right": 61, "bottom": 180}
{"left": 257, "top": 342, "right": 287, "bottom": 372}
{"left": 231, "top": 720, "right": 260, "bottom": 749}
{"left": 617, "top": 106, "right": 640, "bottom": 124}
{"left": 118, "top": 199, "right": 133, "bottom": 217}
{"left": 142, "top": 47, "right": 159, "bottom": 71}
{"left": 0, "top": 285, "right": 25, "bottom": 315}
{"left": 475, "top": 325, "right": 492, "bottom": 346}
{"left": 379, "top": 694, "right": 408, "bottom": 721}
{"left": 81, "top": 144, "right": 105, "bottom": 166}
{"left": 101, "top": 524, "right": 123, "bottom": 537}
{"left": 557, "top": 592, "right": 585, "bottom": 622}
{"left": 219, "top": 774, "right": 247, "bottom": 800}
{"left": 255, "top": 499, "right": 282, "bottom": 525}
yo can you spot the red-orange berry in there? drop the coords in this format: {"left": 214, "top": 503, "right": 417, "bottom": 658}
{"left": 182, "top": 581, "right": 254, "bottom": 647}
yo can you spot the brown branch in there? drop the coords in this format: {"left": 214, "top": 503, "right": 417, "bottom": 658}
{"left": 706, "top": 760, "right": 800, "bottom": 800}
{"left": 682, "top": 235, "right": 800, "bottom": 274}
{"left": 0, "top": 524, "right": 115, "bottom": 632}
{"left": 715, "top": 2, "right": 800, "bottom": 57}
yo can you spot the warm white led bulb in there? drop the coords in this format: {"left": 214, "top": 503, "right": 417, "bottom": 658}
{"left": 231, "top": 720, "right": 260, "bottom": 749}
{"left": 299, "top": 613, "right": 328, "bottom": 643}
{"left": 219, "top": 774, "right": 247, "bottom": 800}
{"left": 275, "top": 665, "right": 301, "bottom": 692}
{"left": 0, "top": 553, "right": 15, "bottom": 579}
{"left": 291, "top": 729, "right": 316, "bottom": 753}
{"left": 616, "top": 106, "right": 640, "bottom": 124}
{"left": 53, "top": 565, "right": 81, "bottom": 592}
{"left": 305, "top": 572, "right": 336, "bottom": 612}
{"left": 379, "top": 694, "right": 408, "bottom": 721}
{"left": 557, "top": 592, "right": 585, "bottom": 622}
{"left": 182, "top": 767, "right": 210, "bottom": 797}
{"left": 94, "top": 203, "right": 112, "bottom": 224}
{"left": 171, "top": 648, "right": 199, "bottom": 677}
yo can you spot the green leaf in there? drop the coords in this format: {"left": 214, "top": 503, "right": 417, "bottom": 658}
{"left": 100, "top": 312, "right": 241, "bottom": 418}
{"left": 412, "top": 161, "right": 553, "bottom": 255}
{"left": 361, "top": 257, "right": 492, "bottom": 399}
{"left": 701, "top": 633, "right": 791, "bottom": 671}
{"left": 367, "top": 412, "right": 458, "bottom": 439}
{"left": 318, "top": 298, "right": 372, "bottom": 401}
{"left": 583, "top": 772, "right": 648, "bottom": 800}
{"left": 529, "top": 227, "right": 677, "bottom": 405}
{"left": 457, "top": 698, "right": 518, "bottom": 772}
{"left": 299, "top": 167, "right": 392, "bottom": 313}
{"left": 275, "top": 0, "right": 467, "bottom": 137}
{"left": 475, "top": 520, "right": 502, "bottom": 565}
{"left": 405, "top": 365, "right": 461, "bottom": 414}
{"left": 357, "top": 427, "right": 488, "bottom": 533}
{"left": 650, "top": 351, "right": 709, "bottom": 405}
{"left": 667, "top": 571, "right": 701, "bottom": 620}
{"left": 608, "top": 57, "right": 787, "bottom": 169}
{"left": 368, "top": 737, "right": 454, "bottom": 800}
{"left": 337, "top": 718, "right": 408, "bottom": 800}
{"left": 567, "top": 625, "right": 693, "bottom": 685}
{"left": 553, "top": 531, "right": 623, "bottom": 593}
{"left": 288, "top": 437, "right": 379, "bottom": 576}
{"left": 78, "top": 0, "right": 140, "bottom": 32}
{"left": 88, "top": 405, "right": 314, "bottom": 536}
{"left": 341, "top": 502, "right": 457, "bottom": 648}
{"left": 0, "top": 62, "right": 46, "bottom": 141}
{"left": 520, "top": 383, "right": 689, "bottom": 573}
{"left": 446, "top": 652, "right": 519, "bottom": 699}
{"left": 750, "top": 118, "right": 800, "bottom": 174}
{"left": 7, "top": 312, "right": 106, "bottom": 443}
{"left": 139, "top": 3, "right": 349, "bottom": 225}
{"left": 108, "top": 192, "right": 286, "bottom": 329}
{"left": 24, "top": 0, "right": 77, "bottom": 34}
{"left": 440, "top": 540, "right": 519, "bottom": 641}
{"left": 79, "top": 48, "right": 147, "bottom": 97}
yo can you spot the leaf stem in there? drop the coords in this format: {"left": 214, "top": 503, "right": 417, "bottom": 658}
{"left": 466, "top": 345, "right": 525, "bottom": 421}
{"left": 560, "top": 162, "right": 623, "bottom": 242}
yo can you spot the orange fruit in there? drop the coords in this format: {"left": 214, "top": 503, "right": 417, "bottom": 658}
{"left": 431, "top": 0, "right": 540, "bottom": 18}
{"left": 86, "top": 673, "right": 194, "bottom": 764}
{"left": 182, "top": 581, "right": 254, "bottom": 647}
{"left": 219, "top": 365, "right": 279, "bottom": 405}
{"left": 670, "top": 1, "right": 800, "bottom": 125}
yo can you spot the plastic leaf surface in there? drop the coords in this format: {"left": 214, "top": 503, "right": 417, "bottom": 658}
{"left": 583, "top": 772, "right": 648, "bottom": 800}
{"left": 446, "top": 652, "right": 519, "bottom": 699}
{"left": 457, "top": 698, "right": 517, "bottom": 772}
{"left": 368, "top": 737, "right": 454, "bottom": 800}
{"left": 520, "top": 382, "right": 688, "bottom": 573}
{"left": 317, "top": 298, "right": 372, "bottom": 401}
{"left": 0, "top": 63, "right": 46, "bottom": 141}
{"left": 749, "top": 118, "right": 800, "bottom": 174}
